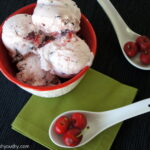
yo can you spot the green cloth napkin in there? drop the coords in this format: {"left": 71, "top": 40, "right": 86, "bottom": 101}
{"left": 12, "top": 68, "right": 137, "bottom": 150}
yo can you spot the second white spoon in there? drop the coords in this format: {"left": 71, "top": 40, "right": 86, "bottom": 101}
{"left": 97, "top": 0, "right": 150, "bottom": 70}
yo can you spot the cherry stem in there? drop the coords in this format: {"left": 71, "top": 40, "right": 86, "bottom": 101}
{"left": 76, "top": 126, "right": 90, "bottom": 138}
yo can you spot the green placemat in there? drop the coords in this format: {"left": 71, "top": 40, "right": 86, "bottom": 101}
{"left": 12, "top": 68, "right": 137, "bottom": 150}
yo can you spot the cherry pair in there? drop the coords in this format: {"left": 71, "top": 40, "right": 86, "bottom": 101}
{"left": 124, "top": 36, "right": 150, "bottom": 65}
{"left": 54, "top": 113, "right": 87, "bottom": 147}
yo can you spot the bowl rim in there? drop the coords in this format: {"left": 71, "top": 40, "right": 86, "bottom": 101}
{"left": 0, "top": 3, "right": 97, "bottom": 91}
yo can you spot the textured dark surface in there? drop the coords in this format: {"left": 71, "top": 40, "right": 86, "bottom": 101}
{"left": 0, "top": 0, "right": 150, "bottom": 150}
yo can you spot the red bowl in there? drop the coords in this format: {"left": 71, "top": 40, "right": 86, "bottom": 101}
{"left": 0, "top": 3, "right": 97, "bottom": 97}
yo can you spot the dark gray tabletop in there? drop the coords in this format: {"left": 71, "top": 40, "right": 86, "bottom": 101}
{"left": 0, "top": 0, "right": 150, "bottom": 150}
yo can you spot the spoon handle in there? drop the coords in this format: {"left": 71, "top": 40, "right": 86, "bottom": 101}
{"left": 102, "top": 98, "right": 150, "bottom": 129}
{"left": 97, "top": 0, "right": 134, "bottom": 45}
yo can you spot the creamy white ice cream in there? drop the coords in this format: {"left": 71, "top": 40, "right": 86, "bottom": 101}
{"left": 16, "top": 54, "right": 60, "bottom": 86}
{"left": 2, "top": 0, "right": 94, "bottom": 86}
{"left": 2, "top": 14, "right": 38, "bottom": 59}
{"left": 32, "top": 0, "right": 81, "bottom": 34}
{"left": 37, "top": 33, "right": 94, "bottom": 78}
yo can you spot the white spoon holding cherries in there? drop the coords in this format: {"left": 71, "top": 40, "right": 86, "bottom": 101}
{"left": 97, "top": 0, "right": 150, "bottom": 70}
{"left": 49, "top": 98, "right": 150, "bottom": 148}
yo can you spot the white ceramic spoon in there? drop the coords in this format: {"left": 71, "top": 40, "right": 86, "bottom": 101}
{"left": 49, "top": 98, "right": 150, "bottom": 148}
{"left": 97, "top": 0, "right": 150, "bottom": 70}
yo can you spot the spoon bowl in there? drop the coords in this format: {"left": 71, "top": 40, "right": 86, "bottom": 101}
{"left": 97, "top": 0, "right": 150, "bottom": 70}
{"left": 49, "top": 110, "right": 100, "bottom": 148}
{"left": 49, "top": 98, "right": 150, "bottom": 148}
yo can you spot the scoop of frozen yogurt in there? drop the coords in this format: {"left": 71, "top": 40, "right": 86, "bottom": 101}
{"left": 2, "top": 14, "right": 39, "bottom": 60}
{"left": 37, "top": 33, "right": 94, "bottom": 78}
{"left": 16, "top": 54, "right": 60, "bottom": 86}
{"left": 32, "top": 0, "right": 81, "bottom": 34}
